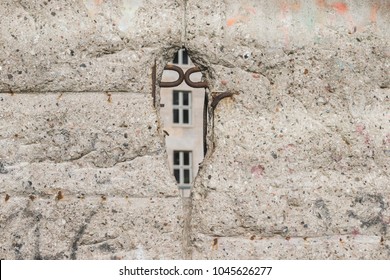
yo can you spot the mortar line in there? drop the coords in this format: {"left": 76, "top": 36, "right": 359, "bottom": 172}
{"left": 182, "top": 196, "right": 193, "bottom": 259}
{"left": 182, "top": 0, "right": 187, "bottom": 47}
{"left": 181, "top": 0, "right": 192, "bottom": 260}
{"left": 1, "top": 194, "right": 182, "bottom": 199}
{"left": 0, "top": 91, "right": 149, "bottom": 94}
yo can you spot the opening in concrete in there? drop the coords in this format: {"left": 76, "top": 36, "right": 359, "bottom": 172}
{"left": 159, "top": 49, "right": 208, "bottom": 197}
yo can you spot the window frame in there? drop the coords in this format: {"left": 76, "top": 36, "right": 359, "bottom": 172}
{"left": 173, "top": 49, "right": 189, "bottom": 65}
{"left": 172, "top": 150, "right": 193, "bottom": 190}
{"left": 172, "top": 90, "right": 192, "bottom": 125}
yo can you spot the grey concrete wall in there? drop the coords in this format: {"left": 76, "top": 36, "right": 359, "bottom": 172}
{"left": 1, "top": 0, "right": 389, "bottom": 259}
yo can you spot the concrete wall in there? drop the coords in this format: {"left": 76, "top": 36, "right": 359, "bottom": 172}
{"left": 1, "top": 0, "right": 389, "bottom": 259}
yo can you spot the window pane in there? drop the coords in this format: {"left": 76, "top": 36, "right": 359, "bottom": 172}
{"left": 173, "top": 52, "right": 179, "bottom": 64}
{"left": 183, "top": 92, "right": 189, "bottom": 105}
{"left": 173, "top": 109, "right": 179, "bottom": 123}
{"left": 183, "top": 152, "right": 190, "bottom": 165}
{"left": 183, "top": 109, "right": 189, "bottom": 124}
{"left": 184, "top": 169, "right": 190, "bottom": 183}
{"left": 173, "top": 151, "right": 180, "bottom": 165}
{"left": 173, "top": 91, "right": 179, "bottom": 105}
{"left": 182, "top": 49, "right": 188, "bottom": 64}
{"left": 174, "top": 169, "right": 180, "bottom": 183}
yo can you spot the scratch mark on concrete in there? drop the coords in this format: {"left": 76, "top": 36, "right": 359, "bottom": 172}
{"left": 70, "top": 210, "right": 98, "bottom": 260}
{"left": 313, "top": 198, "right": 331, "bottom": 230}
{"left": 34, "top": 219, "right": 42, "bottom": 260}
{"left": 348, "top": 194, "right": 387, "bottom": 235}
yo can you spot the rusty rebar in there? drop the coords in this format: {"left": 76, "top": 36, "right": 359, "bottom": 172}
{"left": 159, "top": 65, "right": 185, "bottom": 88}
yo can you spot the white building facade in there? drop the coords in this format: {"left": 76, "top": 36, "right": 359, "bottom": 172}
{"left": 160, "top": 49, "right": 205, "bottom": 197}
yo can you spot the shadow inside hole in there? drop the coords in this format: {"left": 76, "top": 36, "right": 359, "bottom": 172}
{"left": 159, "top": 49, "right": 208, "bottom": 197}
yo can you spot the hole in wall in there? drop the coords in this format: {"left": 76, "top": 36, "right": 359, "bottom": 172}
{"left": 158, "top": 48, "right": 209, "bottom": 197}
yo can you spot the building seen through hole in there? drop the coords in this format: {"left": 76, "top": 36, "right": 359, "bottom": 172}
{"left": 160, "top": 49, "right": 206, "bottom": 197}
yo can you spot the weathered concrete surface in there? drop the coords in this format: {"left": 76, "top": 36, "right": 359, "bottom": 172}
{"left": 1, "top": 0, "right": 389, "bottom": 259}
{"left": 187, "top": 0, "right": 390, "bottom": 259}
{"left": 0, "top": 0, "right": 185, "bottom": 259}
{"left": 0, "top": 0, "right": 182, "bottom": 92}
{"left": 1, "top": 196, "right": 181, "bottom": 259}
{"left": 0, "top": 93, "right": 182, "bottom": 259}
{"left": 193, "top": 234, "right": 390, "bottom": 259}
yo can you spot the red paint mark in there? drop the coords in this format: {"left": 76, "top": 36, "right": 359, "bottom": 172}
{"left": 281, "top": 2, "right": 289, "bottom": 14}
{"left": 279, "top": 3, "right": 290, "bottom": 47}
{"left": 278, "top": 1, "right": 301, "bottom": 47}
{"left": 355, "top": 124, "right": 372, "bottom": 145}
{"left": 370, "top": 4, "right": 380, "bottom": 23}
{"left": 351, "top": 228, "right": 360, "bottom": 236}
{"left": 251, "top": 164, "right": 265, "bottom": 178}
{"left": 245, "top": 6, "right": 257, "bottom": 15}
{"left": 316, "top": 0, "right": 355, "bottom": 33}
{"left": 331, "top": 2, "right": 348, "bottom": 14}
{"left": 364, "top": 135, "right": 371, "bottom": 145}
{"left": 220, "top": 80, "right": 228, "bottom": 86}
{"left": 317, "top": 1, "right": 348, "bottom": 14}
{"left": 286, "top": 144, "right": 295, "bottom": 149}
{"left": 355, "top": 124, "right": 365, "bottom": 135}
{"left": 278, "top": 144, "right": 296, "bottom": 152}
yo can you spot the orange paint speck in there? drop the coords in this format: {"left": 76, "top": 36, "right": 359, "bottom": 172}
{"left": 316, "top": 0, "right": 327, "bottom": 8}
{"left": 290, "top": 2, "right": 301, "bottom": 12}
{"left": 331, "top": 2, "right": 348, "bottom": 14}
{"left": 227, "top": 18, "right": 238, "bottom": 27}
{"left": 281, "top": 1, "right": 300, "bottom": 14}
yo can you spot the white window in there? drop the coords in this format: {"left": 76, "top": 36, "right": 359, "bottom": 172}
{"left": 173, "top": 49, "right": 189, "bottom": 65}
{"left": 173, "top": 90, "right": 191, "bottom": 125}
{"left": 173, "top": 151, "right": 192, "bottom": 189}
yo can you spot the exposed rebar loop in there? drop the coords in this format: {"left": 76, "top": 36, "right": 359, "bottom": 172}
{"left": 160, "top": 65, "right": 208, "bottom": 88}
